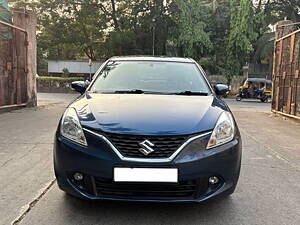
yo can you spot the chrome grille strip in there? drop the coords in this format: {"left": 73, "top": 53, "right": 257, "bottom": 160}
{"left": 83, "top": 128, "right": 212, "bottom": 163}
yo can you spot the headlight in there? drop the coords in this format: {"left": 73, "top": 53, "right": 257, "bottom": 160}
{"left": 207, "top": 112, "right": 235, "bottom": 149}
{"left": 60, "top": 108, "right": 87, "bottom": 146}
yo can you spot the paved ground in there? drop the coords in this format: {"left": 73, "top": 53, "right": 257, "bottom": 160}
{"left": 225, "top": 98, "right": 272, "bottom": 113}
{"left": 0, "top": 93, "right": 299, "bottom": 225}
{"left": 37, "top": 93, "right": 80, "bottom": 107}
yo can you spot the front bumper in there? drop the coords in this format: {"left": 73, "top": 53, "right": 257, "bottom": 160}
{"left": 54, "top": 130, "right": 242, "bottom": 203}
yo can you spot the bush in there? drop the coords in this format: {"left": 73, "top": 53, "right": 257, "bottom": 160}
{"left": 37, "top": 76, "right": 85, "bottom": 93}
{"left": 62, "top": 68, "right": 70, "bottom": 77}
{"left": 37, "top": 76, "right": 85, "bottom": 82}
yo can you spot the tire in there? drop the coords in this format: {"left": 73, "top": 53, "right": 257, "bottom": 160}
{"left": 261, "top": 97, "right": 269, "bottom": 103}
{"left": 260, "top": 95, "right": 268, "bottom": 103}
{"left": 236, "top": 96, "right": 241, "bottom": 101}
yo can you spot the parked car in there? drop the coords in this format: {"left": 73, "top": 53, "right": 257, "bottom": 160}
{"left": 54, "top": 56, "right": 242, "bottom": 203}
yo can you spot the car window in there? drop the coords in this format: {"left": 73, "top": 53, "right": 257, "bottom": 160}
{"left": 90, "top": 61, "right": 211, "bottom": 94}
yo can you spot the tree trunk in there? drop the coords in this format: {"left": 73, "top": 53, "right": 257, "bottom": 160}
{"left": 111, "top": 0, "right": 120, "bottom": 31}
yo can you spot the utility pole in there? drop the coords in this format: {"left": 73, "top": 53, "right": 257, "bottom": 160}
{"left": 152, "top": 18, "right": 155, "bottom": 56}
{"left": 88, "top": 59, "right": 92, "bottom": 81}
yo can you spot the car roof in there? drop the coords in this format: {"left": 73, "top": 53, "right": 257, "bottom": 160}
{"left": 109, "top": 56, "right": 194, "bottom": 63}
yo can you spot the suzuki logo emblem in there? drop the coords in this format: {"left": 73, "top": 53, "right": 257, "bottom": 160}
{"left": 139, "top": 140, "right": 155, "bottom": 155}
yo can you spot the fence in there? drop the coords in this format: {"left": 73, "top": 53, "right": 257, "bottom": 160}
{"left": 272, "top": 29, "right": 300, "bottom": 119}
{"left": 0, "top": 20, "right": 28, "bottom": 108}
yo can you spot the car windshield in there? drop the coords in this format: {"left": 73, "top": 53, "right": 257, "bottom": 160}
{"left": 89, "top": 61, "right": 211, "bottom": 95}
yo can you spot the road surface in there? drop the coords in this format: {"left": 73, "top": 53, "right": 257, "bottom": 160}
{"left": 0, "top": 94, "right": 299, "bottom": 225}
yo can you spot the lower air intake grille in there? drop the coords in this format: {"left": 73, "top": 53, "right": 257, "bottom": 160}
{"left": 94, "top": 177, "right": 208, "bottom": 199}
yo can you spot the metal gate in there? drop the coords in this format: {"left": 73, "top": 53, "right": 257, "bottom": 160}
{"left": 0, "top": 21, "right": 28, "bottom": 108}
{"left": 272, "top": 29, "right": 300, "bottom": 119}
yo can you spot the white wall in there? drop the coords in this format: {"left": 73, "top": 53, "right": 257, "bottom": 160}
{"left": 48, "top": 60, "right": 102, "bottom": 74}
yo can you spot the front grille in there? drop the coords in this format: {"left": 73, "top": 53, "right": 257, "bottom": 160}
{"left": 94, "top": 177, "right": 208, "bottom": 199}
{"left": 99, "top": 132, "right": 193, "bottom": 158}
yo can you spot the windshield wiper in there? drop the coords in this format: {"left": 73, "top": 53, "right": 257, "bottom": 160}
{"left": 113, "top": 89, "right": 145, "bottom": 94}
{"left": 92, "top": 90, "right": 208, "bottom": 95}
{"left": 174, "top": 91, "right": 209, "bottom": 96}
{"left": 92, "top": 90, "right": 170, "bottom": 95}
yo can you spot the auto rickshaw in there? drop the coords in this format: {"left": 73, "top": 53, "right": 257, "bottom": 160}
{"left": 236, "top": 78, "right": 272, "bottom": 102}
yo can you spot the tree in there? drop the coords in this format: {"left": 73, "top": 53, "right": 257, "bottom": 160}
{"left": 173, "top": 0, "right": 213, "bottom": 58}
{"left": 210, "top": 0, "right": 231, "bottom": 74}
{"left": 270, "top": 0, "right": 300, "bottom": 22}
{"left": 225, "top": 0, "right": 258, "bottom": 83}
{"left": 10, "top": 0, "right": 300, "bottom": 79}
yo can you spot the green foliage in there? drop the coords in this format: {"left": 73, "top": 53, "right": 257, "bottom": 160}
{"left": 225, "top": 0, "right": 258, "bottom": 83}
{"left": 62, "top": 68, "right": 70, "bottom": 77}
{"left": 198, "top": 58, "right": 218, "bottom": 75}
{"left": 210, "top": 0, "right": 231, "bottom": 74}
{"left": 269, "top": 0, "right": 300, "bottom": 22}
{"left": 9, "top": 0, "right": 300, "bottom": 82}
{"left": 253, "top": 32, "right": 274, "bottom": 63}
{"left": 174, "top": 0, "right": 213, "bottom": 58}
{"left": 37, "top": 76, "right": 84, "bottom": 82}
{"left": 102, "top": 31, "right": 137, "bottom": 57}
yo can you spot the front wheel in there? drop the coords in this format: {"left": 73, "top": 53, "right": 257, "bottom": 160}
{"left": 260, "top": 95, "right": 268, "bottom": 103}
{"left": 236, "top": 96, "right": 242, "bottom": 101}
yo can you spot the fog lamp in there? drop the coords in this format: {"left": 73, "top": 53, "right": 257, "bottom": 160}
{"left": 74, "top": 173, "right": 83, "bottom": 181}
{"left": 208, "top": 176, "right": 219, "bottom": 185}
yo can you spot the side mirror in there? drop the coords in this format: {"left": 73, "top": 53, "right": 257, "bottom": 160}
{"left": 214, "top": 84, "right": 229, "bottom": 97}
{"left": 71, "top": 81, "right": 90, "bottom": 94}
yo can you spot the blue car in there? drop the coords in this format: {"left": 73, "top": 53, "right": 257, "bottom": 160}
{"left": 54, "top": 56, "right": 242, "bottom": 203}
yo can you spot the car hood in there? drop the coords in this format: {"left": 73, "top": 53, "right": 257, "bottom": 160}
{"left": 71, "top": 93, "right": 228, "bottom": 135}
